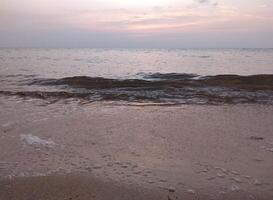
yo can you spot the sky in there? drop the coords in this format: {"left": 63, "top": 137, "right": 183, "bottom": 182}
{"left": 1, "top": 0, "right": 273, "bottom": 48}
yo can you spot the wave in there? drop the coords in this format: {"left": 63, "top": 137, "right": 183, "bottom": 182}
{"left": 1, "top": 73, "right": 273, "bottom": 105}
{"left": 28, "top": 73, "right": 273, "bottom": 90}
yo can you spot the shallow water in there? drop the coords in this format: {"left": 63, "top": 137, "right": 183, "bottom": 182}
{"left": 1, "top": 48, "right": 273, "bottom": 104}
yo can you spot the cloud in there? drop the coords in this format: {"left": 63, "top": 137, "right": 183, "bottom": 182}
{"left": 195, "top": 0, "right": 218, "bottom": 7}
{"left": 197, "top": 0, "right": 210, "bottom": 3}
{"left": 1, "top": 0, "right": 273, "bottom": 47}
{"left": 71, "top": 5, "right": 238, "bottom": 33}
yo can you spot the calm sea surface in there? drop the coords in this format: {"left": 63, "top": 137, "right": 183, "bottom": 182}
{"left": 1, "top": 48, "right": 273, "bottom": 78}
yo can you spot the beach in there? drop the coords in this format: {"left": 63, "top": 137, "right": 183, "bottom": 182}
{"left": 1, "top": 0, "right": 273, "bottom": 198}
{"left": 1, "top": 97, "right": 273, "bottom": 199}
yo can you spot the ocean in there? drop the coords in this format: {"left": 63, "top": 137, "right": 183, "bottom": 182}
{"left": 1, "top": 48, "right": 273, "bottom": 105}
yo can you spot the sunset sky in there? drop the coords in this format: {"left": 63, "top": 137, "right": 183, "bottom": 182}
{"left": 1, "top": 0, "right": 273, "bottom": 48}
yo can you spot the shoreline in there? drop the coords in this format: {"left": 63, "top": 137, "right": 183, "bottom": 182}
{"left": 1, "top": 97, "right": 273, "bottom": 199}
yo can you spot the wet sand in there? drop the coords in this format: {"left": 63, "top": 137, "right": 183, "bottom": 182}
{"left": 1, "top": 97, "right": 273, "bottom": 199}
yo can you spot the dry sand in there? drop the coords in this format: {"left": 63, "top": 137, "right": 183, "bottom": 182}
{"left": 1, "top": 97, "right": 273, "bottom": 200}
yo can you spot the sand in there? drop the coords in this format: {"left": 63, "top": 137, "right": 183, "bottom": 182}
{"left": 1, "top": 97, "right": 273, "bottom": 199}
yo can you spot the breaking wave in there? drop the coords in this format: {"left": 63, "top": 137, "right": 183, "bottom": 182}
{"left": 1, "top": 73, "right": 273, "bottom": 105}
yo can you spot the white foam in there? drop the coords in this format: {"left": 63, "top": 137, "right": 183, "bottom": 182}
{"left": 20, "top": 134, "right": 55, "bottom": 147}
